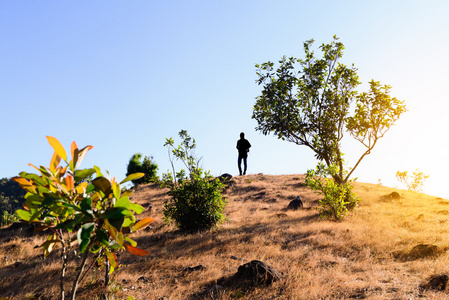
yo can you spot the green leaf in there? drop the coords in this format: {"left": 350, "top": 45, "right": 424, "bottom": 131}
{"left": 86, "top": 183, "right": 95, "bottom": 194}
{"left": 112, "top": 182, "right": 120, "bottom": 201}
{"left": 96, "top": 228, "right": 109, "bottom": 246}
{"left": 129, "top": 203, "right": 145, "bottom": 214}
{"left": 108, "top": 217, "right": 125, "bottom": 231}
{"left": 24, "top": 194, "right": 43, "bottom": 210}
{"left": 102, "top": 207, "right": 133, "bottom": 219}
{"left": 42, "top": 196, "right": 63, "bottom": 207}
{"left": 77, "top": 222, "right": 95, "bottom": 253}
{"left": 120, "top": 173, "right": 144, "bottom": 185}
{"left": 92, "top": 177, "right": 112, "bottom": 195}
{"left": 61, "top": 202, "right": 82, "bottom": 213}
{"left": 80, "top": 197, "right": 93, "bottom": 218}
{"left": 16, "top": 209, "right": 33, "bottom": 221}
{"left": 122, "top": 215, "right": 135, "bottom": 228}
{"left": 21, "top": 173, "right": 47, "bottom": 186}
{"left": 74, "top": 168, "right": 96, "bottom": 182}
{"left": 64, "top": 214, "right": 87, "bottom": 232}
{"left": 114, "top": 196, "right": 131, "bottom": 209}
{"left": 124, "top": 237, "right": 137, "bottom": 247}
{"left": 93, "top": 165, "right": 103, "bottom": 177}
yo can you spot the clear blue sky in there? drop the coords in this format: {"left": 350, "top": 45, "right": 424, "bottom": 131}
{"left": 1, "top": 1, "right": 448, "bottom": 197}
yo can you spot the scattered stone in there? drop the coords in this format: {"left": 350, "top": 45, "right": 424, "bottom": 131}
{"left": 379, "top": 191, "right": 401, "bottom": 202}
{"left": 416, "top": 214, "right": 425, "bottom": 220}
{"left": 230, "top": 255, "right": 245, "bottom": 262}
{"left": 276, "top": 213, "right": 288, "bottom": 218}
{"left": 254, "top": 191, "right": 266, "bottom": 199}
{"left": 286, "top": 196, "right": 303, "bottom": 210}
{"left": 184, "top": 264, "right": 206, "bottom": 272}
{"left": 13, "top": 261, "right": 23, "bottom": 268}
{"left": 419, "top": 273, "right": 449, "bottom": 291}
{"left": 225, "top": 260, "right": 281, "bottom": 287}
{"left": 137, "top": 276, "right": 150, "bottom": 283}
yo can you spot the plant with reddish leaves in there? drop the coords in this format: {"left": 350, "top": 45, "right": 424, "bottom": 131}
{"left": 13, "top": 136, "right": 153, "bottom": 300}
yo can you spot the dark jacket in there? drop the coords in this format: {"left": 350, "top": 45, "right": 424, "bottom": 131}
{"left": 237, "top": 138, "right": 251, "bottom": 158}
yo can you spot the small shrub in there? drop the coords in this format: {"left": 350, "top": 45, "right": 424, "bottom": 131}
{"left": 126, "top": 153, "right": 159, "bottom": 185}
{"left": 305, "top": 163, "right": 359, "bottom": 220}
{"left": 162, "top": 130, "right": 227, "bottom": 232}
{"left": 1, "top": 210, "right": 19, "bottom": 227}
{"left": 395, "top": 169, "right": 429, "bottom": 192}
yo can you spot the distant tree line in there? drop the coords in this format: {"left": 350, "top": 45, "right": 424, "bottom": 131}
{"left": 0, "top": 177, "right": 26, "bottom": 215}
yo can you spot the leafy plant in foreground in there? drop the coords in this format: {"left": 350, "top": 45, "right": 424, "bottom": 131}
{"left": 162, "top": 130, "right": 227, "bottom": 232}
{"left": 395, "top": 169, "right": 429, "bottom": 192}
{"left": 13, "top": 137, "right": 154, "bottom": 300}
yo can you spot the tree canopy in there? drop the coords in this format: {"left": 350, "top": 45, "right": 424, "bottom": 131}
{"left": 253, "top": 36, "right": 406, "bottom": 184}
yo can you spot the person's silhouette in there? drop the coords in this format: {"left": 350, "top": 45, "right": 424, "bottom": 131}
{"left": 236, "top": 132, "right": 251, "bottom": 175}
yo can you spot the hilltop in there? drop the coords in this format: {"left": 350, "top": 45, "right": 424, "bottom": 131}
{"left": 1, "top": 174, "right": 449, "bottom": 299}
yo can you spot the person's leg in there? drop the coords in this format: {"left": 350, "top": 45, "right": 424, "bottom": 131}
{"left": 238, "top": 156, "right": 242, "bottom": 175}
{"left": 243, "top": 157, "right": 247, "bottom": 175}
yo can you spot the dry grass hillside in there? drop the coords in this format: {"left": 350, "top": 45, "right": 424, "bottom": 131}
{"left": 2, "top": 174, "right": 449, "bottom": 299}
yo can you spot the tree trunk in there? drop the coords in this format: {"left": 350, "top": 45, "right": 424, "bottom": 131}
{"left": 70, "top": 247, "right": 90, "bottom": 300}
{"left": 104, "top": 258, "right": 110, "bottom": 286}
{"left": 60, "top": 240, "right": 67, "bottom": 300}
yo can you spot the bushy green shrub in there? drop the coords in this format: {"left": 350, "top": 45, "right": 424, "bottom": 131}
{"left": 162, "top": 130, "right": 227, "bottom": 232}
{"left": 305, "top": 163, "right": 359, "bottom": 220}
{"left": 126, "top": 153, "right": 159, "bottom": 185}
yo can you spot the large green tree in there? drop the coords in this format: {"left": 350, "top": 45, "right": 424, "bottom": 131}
{"left": 253, "top": 36, "right": 406, "bottom": 186}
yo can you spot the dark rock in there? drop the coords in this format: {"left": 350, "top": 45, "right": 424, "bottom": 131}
{"left": 397, "top": 244, "right": 443, "bottom": 261}
{"left": 230, "top": 255, "right": 245, "bottom": 262}
{"left": 420, "top": 273, "right": 449, "bottom": 291}
{"left": 409, "top": 244, "right": 439, "bottom": 259}
{"left": 287, "top": 196, "right": 303, "bottom": 210}
{"left": 379, "top": 192, "right": 401, "bottom": 202}
{"left": 226, "top": 260, "right": 281, "bottom": 287}
{"left": 218, "top": 173, "right": 233, "bottom": 182}
{"left": 184, "top": 264, "right": 206, "bottom": 272}
{"left": 137, "top": 276, "right": 150, "bottom": 283}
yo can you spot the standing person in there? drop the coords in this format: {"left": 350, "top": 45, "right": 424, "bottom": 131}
{"left": 236, "top": 132, "right": 251, "bottom": 175}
